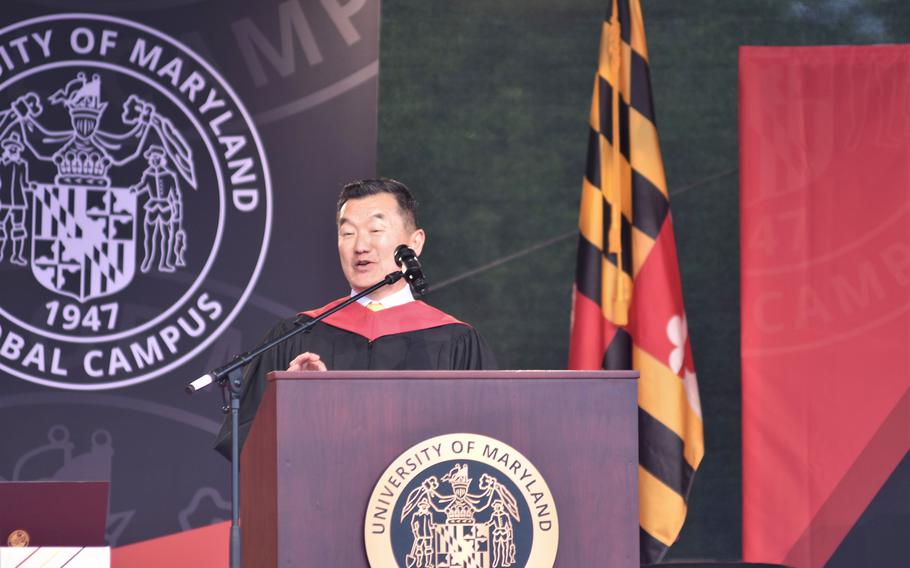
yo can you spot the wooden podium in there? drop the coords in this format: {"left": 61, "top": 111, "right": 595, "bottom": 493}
{"left": 240, "top": 370, "right": 639, "bottom": 567}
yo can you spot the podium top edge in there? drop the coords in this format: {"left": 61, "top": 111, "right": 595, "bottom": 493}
{"left": 266, "top": 370, "right": 639, "bottom": 381}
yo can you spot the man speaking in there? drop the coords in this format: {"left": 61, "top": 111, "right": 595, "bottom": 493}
{"left": 215, "top": 178, "right": 496, "bottom": 456}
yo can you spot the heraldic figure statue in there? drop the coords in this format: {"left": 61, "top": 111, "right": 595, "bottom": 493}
{"left": 0, "top": 132, "right": 34, "bottom": 266}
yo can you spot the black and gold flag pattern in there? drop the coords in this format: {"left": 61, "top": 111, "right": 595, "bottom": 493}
{"left": 568, "top": 1, "right": 705, "bottom": 563}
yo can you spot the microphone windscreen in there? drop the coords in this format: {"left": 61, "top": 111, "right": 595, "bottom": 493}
{"left": 394, "top": 244, "right": 411, "bottom": 267}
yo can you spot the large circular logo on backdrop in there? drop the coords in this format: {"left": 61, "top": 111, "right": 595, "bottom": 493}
{"left": 365, "top": 433, "right": 559, "bottom": 568}
{"left": 0, "top": 14, "right": 271, "bottom": 390}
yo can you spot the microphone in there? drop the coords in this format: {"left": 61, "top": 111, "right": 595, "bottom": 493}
{"left": 394, "top": 245, "right": 429, "bottom": 297}
{"left": 186, "top": 372, "right": 215, "bottom": 393}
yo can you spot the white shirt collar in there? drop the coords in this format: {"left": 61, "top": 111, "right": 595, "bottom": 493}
{"left": 352, "top": 283, "right": 415, "bottom": 308}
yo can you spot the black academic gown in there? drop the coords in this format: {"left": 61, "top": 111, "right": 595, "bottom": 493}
{"left": 214, "top": 298, "right": 496, "bottom": 458}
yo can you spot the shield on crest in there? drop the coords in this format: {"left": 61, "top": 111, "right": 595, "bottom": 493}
{"left": 435, "top": 523, "right": 490, "bottom": 568}
{"left": 31, "top": 183, "right": 137, "bottom": 302}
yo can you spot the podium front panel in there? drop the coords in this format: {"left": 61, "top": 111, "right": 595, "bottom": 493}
{"left": 241, "top": 370, "right": 639, "bottom": 567}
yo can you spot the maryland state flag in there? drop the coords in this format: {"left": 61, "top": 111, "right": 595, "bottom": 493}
{"left": 568, "top": 1, "right": 704, "bottom": 563}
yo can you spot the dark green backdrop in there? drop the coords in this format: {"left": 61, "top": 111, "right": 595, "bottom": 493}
{"left": 377, "top": 0, "right": 910, "bottom": 561}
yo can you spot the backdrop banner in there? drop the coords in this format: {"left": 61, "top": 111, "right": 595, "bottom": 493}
{"left": 740, "top": 45, "right": 910, "bottom": 568}
{"left": 0, "top": 0, "right": 379, "bottom": 545}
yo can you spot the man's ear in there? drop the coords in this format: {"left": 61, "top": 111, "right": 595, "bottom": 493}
{"left": 410, "top": 228, "right": 426, "bottom": 257}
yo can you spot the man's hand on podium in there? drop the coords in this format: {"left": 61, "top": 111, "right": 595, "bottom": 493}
{"left": 286, "top": 352, "right": 327, "bottom": 372}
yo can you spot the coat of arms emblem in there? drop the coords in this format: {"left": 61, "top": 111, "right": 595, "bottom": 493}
{"left": 400, "top": 463, "right": 521, "bottom": 568}
{"left": 0, "top": 72, "right": 194, "bottom": 301}
{"left": 365, "top": 434, "right": 559, "bottom": 568}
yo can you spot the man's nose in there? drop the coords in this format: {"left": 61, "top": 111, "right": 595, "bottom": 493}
{"left": 353, "top": 232, "right": 372, "bottom": 252}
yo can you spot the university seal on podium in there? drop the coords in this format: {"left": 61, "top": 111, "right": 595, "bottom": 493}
{"left": 365, "top": 433, "right": 558, "bottom": 568}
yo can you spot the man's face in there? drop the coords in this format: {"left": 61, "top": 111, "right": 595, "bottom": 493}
{"left": 337, "top": 193, "right": 425, "bottom": 296}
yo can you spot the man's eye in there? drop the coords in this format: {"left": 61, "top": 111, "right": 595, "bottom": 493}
{"left": 370, "top": 229, "right": 384, "bottom": 233}
{"left": 341, "top": 232, "right": 354, "bottom": 237}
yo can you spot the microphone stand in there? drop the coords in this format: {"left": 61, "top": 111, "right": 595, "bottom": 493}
{"left": 185, "top": 269, "right": 405, "bottom": 568}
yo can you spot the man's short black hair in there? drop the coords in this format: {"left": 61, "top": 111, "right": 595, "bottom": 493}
{"left": 337, "top": 178, "right": 419, "bottom": 230}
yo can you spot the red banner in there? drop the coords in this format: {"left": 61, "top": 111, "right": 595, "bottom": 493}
{"left": 740, "top": 45, "right": 910, "bottom": 567}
